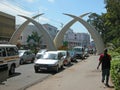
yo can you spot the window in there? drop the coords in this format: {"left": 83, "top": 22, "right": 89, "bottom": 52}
{"left": 0, "top": 48, "right": 6, "bottom": 57}
{"left": 6, "top": 47, "right": 18, "bottom": 56}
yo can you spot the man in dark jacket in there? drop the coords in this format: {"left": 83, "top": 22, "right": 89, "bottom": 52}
{"left": 97, "top": 48, "right": 112, "bottom": 87}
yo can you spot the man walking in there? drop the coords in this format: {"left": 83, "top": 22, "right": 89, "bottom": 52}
{"left": 97, "top": 48, "right": 112, "bottom": 87}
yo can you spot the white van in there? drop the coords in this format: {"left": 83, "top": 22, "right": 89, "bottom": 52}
{"left": 73, "top": 46, "right": 85, "bottom": 59}
{"left": 0, "top": 44, "right": 20, "bottom": 75}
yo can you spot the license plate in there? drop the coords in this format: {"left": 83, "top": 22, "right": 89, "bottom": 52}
{"left": 40, "top": 67, "right": 47, "bottom": 70}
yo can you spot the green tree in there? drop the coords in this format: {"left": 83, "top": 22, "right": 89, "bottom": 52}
{"left": 104, "top": 0, "right": 120, "bottom": 47}
{"left": 87, "top": 13, "right": 107, "bottom": 44}
{"left": 87, "top": 0, "right": 120, "bottom": 48}
{"left": 27, "top": 31, "right": 42, "bottom": 53}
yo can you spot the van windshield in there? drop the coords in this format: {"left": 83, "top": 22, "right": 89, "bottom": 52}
{"left": 73, "top": 48, "right": 82, "bottom": 52}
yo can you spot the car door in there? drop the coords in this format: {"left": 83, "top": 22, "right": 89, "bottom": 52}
{"left": 28, "top": 51, "right": 34, "bottom": 60}
{"left": 58, "top": 52, "right": 64, "bottom": 67}
{"left": 23, "top": 51, "right": 30, "bottom": 61}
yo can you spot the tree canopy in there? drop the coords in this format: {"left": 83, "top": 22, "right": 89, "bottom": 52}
{"left": 87, "top": 0, "right": 120, "bottom": 48}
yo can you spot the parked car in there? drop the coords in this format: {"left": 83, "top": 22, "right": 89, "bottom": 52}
{"left": 84, "top": 48, "right": 89, "bottom": 57}
{"left": 68, "top": 50, "right": 77, "bottom": 62}
{"left": 57, "top": 50, "right": 71, "bottom": 66}
{"left": 35, "top": 49, "right": 47, "bottom": 59}
{"left": 34, "top": 51, "right": 64, "bottom": 73}
{"left": 18, "top": 50, "right": 35, "bottom": 64}
{"left": 73, "top": 46, "right": 85, "bottom": 59}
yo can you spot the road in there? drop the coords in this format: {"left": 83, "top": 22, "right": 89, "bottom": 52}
{"left": 0, "top": 59, "right": 82, "bottom": 90}
{"left": 26, "top": 56, "right": 114, "bottom": 90}
{"left": 0, "top": 63, "right": 52, "bottom": 90}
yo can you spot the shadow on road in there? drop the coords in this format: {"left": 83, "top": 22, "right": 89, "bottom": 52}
{"left": 9, "top": 72, "right": 21, "bottom": 78}
{"left": 35, "top": 67, "right": 66, "bottom": 75}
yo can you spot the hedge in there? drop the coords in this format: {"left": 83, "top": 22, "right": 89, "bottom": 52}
{"left": 111, "top": 55, "right": 120, "bottom": 90}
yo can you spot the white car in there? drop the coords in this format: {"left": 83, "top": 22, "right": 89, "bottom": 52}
{"left": 57, "top": 50, "right": 71, "bottom": 66}
{"left": 34, "top": 51, "right": 64, "bottom": 73}
{"left": 19, "top": 50, "right": 35, "bottom": 64}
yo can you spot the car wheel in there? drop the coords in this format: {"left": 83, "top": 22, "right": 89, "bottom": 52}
{"left": 64, "top": 60, "right": 68, "bottom": 66}
{"left": 34, "top": 67, "right": 39, "bottom": 73}
{"left": 31, "top": 58, "right": 35, "bottom": 63}
{"left": 61, "top": 65, "right": 64, "bottom": 69}
{"left": 55, "top": 65, "right": 59, "bottom": 73}
{"left": 9, "top": 64, "right": 15, "bottom": 75}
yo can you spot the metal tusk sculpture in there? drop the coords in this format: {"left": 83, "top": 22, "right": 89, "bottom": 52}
{"left": 9, "top": 13, "right": 44, "bottom": 44}
{"left": 18, "top": 15, "right": 56, "bottom": 51}
{"left": 63, "top": 13, "right": 105, "bottom": 54}
{"left": 54, "top": 12, "right": 91, "bottom": 49}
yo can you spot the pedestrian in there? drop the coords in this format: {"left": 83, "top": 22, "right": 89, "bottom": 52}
{"left": 97, "top": 48, "right": 112, "bottom": 87}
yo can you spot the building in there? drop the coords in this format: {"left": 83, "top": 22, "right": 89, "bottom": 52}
{"left": 0, "top": 11, "right": 15, "bottom": 43}
{"left": 76, "top": 33, "right": 90, "bottom": 48}
{"left": 43, "top": 23, "right": 58, "bottom": 40}
{"left": 18, "top": 24, "right": 58, "bottom": 48}
{"left": 64, "top": 29, "right": 90, "bottom": 49}
{"left": 17, "top": 25, "right": 40, "bottom": 45}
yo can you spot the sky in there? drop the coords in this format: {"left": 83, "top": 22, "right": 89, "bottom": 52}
{"left": 0, "top": 0, "right": 106, "bottom": 34}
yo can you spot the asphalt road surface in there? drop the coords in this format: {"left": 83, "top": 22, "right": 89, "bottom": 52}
{"left": 0, "top": 63, "right": 52, "bottom": 90}
{"left": 0, "top": 58, "right": 82, "bottom": 90}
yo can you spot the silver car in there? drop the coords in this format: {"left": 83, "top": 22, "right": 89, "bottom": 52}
{"left": 19, "top": 50, "right": 35, "bottom": 64}
{"left": 34, "top": 51, "right": 64, "bottom": 73}
{"left": 57, "top": 50, "right": 71, "bottom": 66}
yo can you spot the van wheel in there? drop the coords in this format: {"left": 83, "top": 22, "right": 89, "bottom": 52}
{"left": 9, "top": 64, "right": 15, "bottom": 75}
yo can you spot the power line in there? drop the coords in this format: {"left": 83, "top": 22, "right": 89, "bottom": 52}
{"left": 8, "top": 0, "right": 28, "bottom": 11}
{"left": 1, "top": 2, "right": 25, "bottom": 15}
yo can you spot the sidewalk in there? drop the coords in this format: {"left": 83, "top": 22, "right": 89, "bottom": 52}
{"left": 26, "top": 56, "right": 114, "bottom": 90}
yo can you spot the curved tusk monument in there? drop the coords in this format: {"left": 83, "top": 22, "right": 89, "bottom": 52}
{"left": 63, "top": 13, "right": 105, "bottom": 54}
{"left": 9, "top": 14, "right": 44, "bottom": 44}
{"left": 54, "top": 13, "right": 91, "bottom": 49}
{"left": 18, "top": 15, "right": 56, "bottom": 51}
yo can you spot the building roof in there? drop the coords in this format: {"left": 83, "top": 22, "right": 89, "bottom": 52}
{"left": 0, "top": 11, "right": 15, "bottom": 19}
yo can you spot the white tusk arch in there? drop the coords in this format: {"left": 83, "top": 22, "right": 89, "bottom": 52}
{"left": 54, "top": 13, "right": 90, "bottom": 49}
{"left": 64, "top": 13, "right": 105, "bottom": 54}
{"left": 18, "top": 15, "right": 56, "bottom": 51}
{"left": 9, "top": 13, "right": 44, "bottom": 44}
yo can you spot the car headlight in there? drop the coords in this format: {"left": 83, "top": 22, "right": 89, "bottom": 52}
{"left": 49, "top": 62, "right": 58, "bottom": 66}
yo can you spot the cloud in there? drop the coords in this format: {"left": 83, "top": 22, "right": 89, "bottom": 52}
{"left": 0, "top": 1, "right": 33, "bottom": 24}
{"left": 38, "top": 16, "right": 50, "bottom": 23}
{"left": 0, "top": 1, "right": 49, "bottom": 24}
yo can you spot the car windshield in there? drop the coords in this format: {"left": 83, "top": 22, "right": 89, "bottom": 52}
{"left": 41, "top": 53, "right": 57, "bottom": 60}
{"left": 36, "top": 54, "right": 42, "bottom": 59}
{"left": 38, "top": 49, "right": 47, "bottom": 53}
{"left": 18, "top": 50, "right": 25, "bottom": 56}
{"left": 69, "top": 51, "right": 75, "bottom": 56}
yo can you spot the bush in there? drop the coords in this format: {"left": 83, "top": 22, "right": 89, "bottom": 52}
{"left": 111, "top": 54, "right": 120, "bottom": 90}
{"left": 109, "top": 51, "right": 119, "bottom": 58}
{"left": 115, "top": 47, "right": 120, "bottom": 53}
